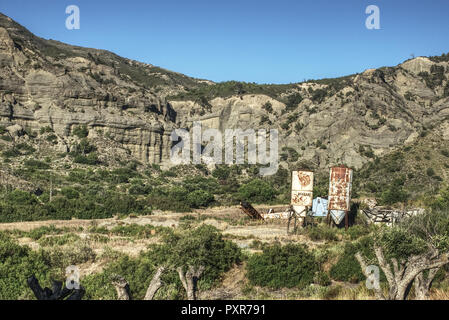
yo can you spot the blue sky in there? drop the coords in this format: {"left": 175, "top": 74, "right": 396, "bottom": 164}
{"left": 1, "top": 0, "right": 448, "bottom": 84}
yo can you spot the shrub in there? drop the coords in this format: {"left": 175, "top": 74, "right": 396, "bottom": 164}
{"left": 83, "top": 225, "right": 241, "bottom": 299}
{"left": 60, "top": 187, "right": 80, "bottom": 199}
{"left": 262, "top": 101, "right": 273, "bottom": 113}
{"left": 379, "top": 185, "right": 408, "bottom": 205}
{"left": 347, "top": 225, "right": 371, "bottom": 240}
{"left": 110, "top": 224, "right": 168, "bottom": 239}
{"left": 304, "top": 225, "right": 338, "bottom": 242}
{"left": 314, "top": 271, "right": 331, "bottom": 286}
{"left": 72, "top": 125, "right": 89, "bottom": 138}
{"left": 24, "top": 159, "right": 50, "bottom": 170}
{"left": 74, "top": 153, "right": 100, "bottom": 165}
{"left": 38, "top": 233, "right": 80, "bottom": 247}
{"left": 2, "top": 148, "right": 21, "bottom": 158}
{"left": 25, "top": 225, "right": 64, "bottom": 240}
{"left": 212, "top": 166, "right": 231, "bottom": 180}
{"left": 186, "top": 190, "right": 214, "bottom": 208}
{"left": 285, "top": 93, "right": 303, "bottom": 112}
{"left": 128, "top": 183, "right": 152, "bottom": 195}
{"left": 0, "top": 233, "right": 52, "bottom": 299}
{"left": 247, "top": 243, "right": 317, "bottom": 289}
{"left": 237, "top": 179, "right": 277, "bottom": 203}
{"left": 39, "top": 126, "right": 53, "bottom": 135}
{"left": 44, "top": 242, "right": 96, "bottom": 269}
{"left": 329, "top": 236, "right": 376, "bottom": 283}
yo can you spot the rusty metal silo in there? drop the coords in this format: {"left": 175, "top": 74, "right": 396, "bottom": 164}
{"left": 328, "top": 166, "right": 353, "bottom": 229}
{"left": 291, "top": 170, "right": 314, "bottom": 217}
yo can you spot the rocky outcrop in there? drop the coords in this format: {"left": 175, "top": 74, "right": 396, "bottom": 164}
{"left": 0, "top": 14, "right": 180, "bottom": 164}
{"left": 0, "top": 12, "right": 448, "bottom": 170}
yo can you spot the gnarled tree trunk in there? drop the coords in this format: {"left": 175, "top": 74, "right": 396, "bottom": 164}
{"left": 144, "top": 266, "right": 166, "bottom": 300}
{"left": 111, "top": 275, "right": 131, "bottom": 300}
{"left": 356, "top": 246, "right": 448, "bottom": 300}
{"left": 414, "top": 268, "right": 439, "bottom": 300}
{"left": 27, "top": 275, "right": 85, "bottom": 300}
{"left": 177, "top": 265, "right": 205, "bottom": 300}
{"left": 111, "top": 267, "right": 166, "bottom": 300}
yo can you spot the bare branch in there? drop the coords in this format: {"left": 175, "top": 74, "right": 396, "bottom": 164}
{"left": 374, "top": 246, "right": 395, "bottom": 285}
{"left": 355, "top": 252, "right": 385, "bottom": 300}
{"left": 144, "top": 266, "right": 166, "bottom": 300}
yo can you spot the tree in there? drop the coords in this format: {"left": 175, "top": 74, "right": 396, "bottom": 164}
{"left": 163, "top": 225, "right": 241, "bottom": 300}
{"left": 238, "top": 179, "right": 277, "bottom": 203}
{"left": 27, "top": 275, "right": 85, "bottom": 300}
{"left": 109, "top": 266, "right": 166, "bottom": 300}
{"left": 177, "top": 265, "right": 205, "bottom": 300}
{"left": 356, "top": 210, "right": 449, "bottom": 300}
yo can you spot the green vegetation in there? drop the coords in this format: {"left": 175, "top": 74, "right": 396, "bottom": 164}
{"left": 237, "top": 179, "right": 277, "bottom": 204}
{"left": 167, "top": 81, "right": 299, "bottom": 105}
{"left": 72, "top": 125, "right": 89, "bottom": 138}
{"left": 330, "top": 236, "right": 376, "bottom": 283}
{"left": 83, "top": 225, "right": 241, "bottom": 299}
{"left": 418, "top": 65, "right": 446, "bottom": 90}
{"left": 247, "top": 243, "right": 317, "bottom": 289}
{"left": 354, "top": 130, "right": 449, "bottom": 205}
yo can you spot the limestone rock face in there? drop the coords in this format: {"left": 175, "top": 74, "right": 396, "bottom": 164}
{"left": 172, "top": 59, "right": 449, "bottom": 169}
{"left": 0, "top": 13, "right": 181, "bottom": 164}
{"left": 0, "top": 12, "right": 448, "bottom": 170}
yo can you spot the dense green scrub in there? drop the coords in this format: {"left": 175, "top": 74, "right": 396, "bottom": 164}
{"left": 0, "top": 164, "right": 290, "bottom": 222}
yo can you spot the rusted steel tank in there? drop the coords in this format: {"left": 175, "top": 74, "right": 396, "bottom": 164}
{"left": 291, "top": 170, "right": 313, "bottom": 216}
{"left": 328, "top": 166, "right": 353, "bottom": 212}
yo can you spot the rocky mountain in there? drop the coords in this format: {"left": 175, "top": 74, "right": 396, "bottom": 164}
{"left": 1, "top": 12, "right": 449, "bottom": 172}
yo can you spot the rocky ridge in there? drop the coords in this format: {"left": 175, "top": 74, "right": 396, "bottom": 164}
{"left": 1, "top": 12, "right": 449, "bottom": 171}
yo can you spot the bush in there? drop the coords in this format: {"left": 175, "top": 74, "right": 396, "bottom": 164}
{"left": 237, "top": 179, "right": 277, "bottom": 203}
{"left": 83, "top": 225, "right": 241, "bottom": 299}
{"left": 212, "top": 166, "right": 231, "bottom": 181}
{"left": 25, "top": 225, "right": 64, "bottom": 240}
{"left": 0, "top": 233, "right": 52, "bottom": 299}
{"left": 304, "top": 225, "right": 338, "bottom": 242}
{"left": 426, "top": 168, "right": 435, "bottom": 177}
{"left": 285, "top": 93, "right": 303, "bottom": 112}
{"left": 128, "top": 183, "right": 152, "bottom": 195}
{"left": 109, "top": 224, "right": 168, "bottom": 239}
{"left": 24, "top": 159, "right": 50, "bottom": 170}
{"left": 74, "top": 153, "right": 100, "bottom": 165}
{"left": 314, "top": 271, "right": 331, "bottom": 286}
{"left": 39, "top": 126, "right": 53, "bottom": 135}
{"left": 379, "top": 185, "right": 408, "bottom": 205}
{"left": 186, "top": 190, "right": 214, "bottom": 208}
{"left": 347, "top": 225, "right": 371, "bottom": 240}
{"left": 60, "top": 187, "right": 80, "bottom": 199}
{"left": 247, "top": 243, "right": 317, "bottom": 289}
{"left": 72, "top": 125, "right": 89, "bottom": 138}
{"left": 329, "top": 236, "right": 376, "bottom": 283}
{"left": 43, "top": 242, "right": 96, "bottom": 269}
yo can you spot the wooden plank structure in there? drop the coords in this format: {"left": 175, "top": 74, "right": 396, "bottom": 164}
{"left": 240, "top": 201, "right": 264, "bottom": 220}
{"left": 362, "top": 207, "right": 425, "bottom": 226}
